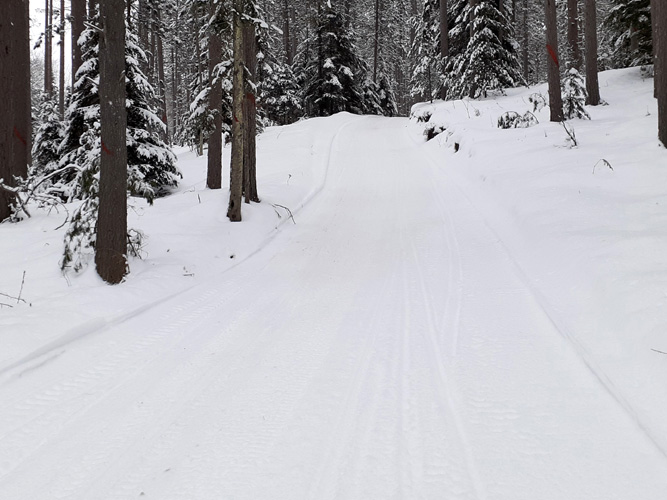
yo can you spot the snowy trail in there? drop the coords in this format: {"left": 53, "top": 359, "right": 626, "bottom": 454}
{"left": 1, "top": 116, "right": 667, "bottom": 499}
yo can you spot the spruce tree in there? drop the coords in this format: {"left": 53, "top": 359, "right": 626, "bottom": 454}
{"left": 604, "top": 0, "right": 652, "bottom": 67}
{"left": 446, "top": 0, "right": 525, "bottom": 99}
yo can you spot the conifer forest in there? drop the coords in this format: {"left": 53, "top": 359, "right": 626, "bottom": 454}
{"left": 3, "top": 1, "right": 667, "bottom": 498}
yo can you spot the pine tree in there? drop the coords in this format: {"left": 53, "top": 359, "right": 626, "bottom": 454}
{"left": 59, "top": 10, "right": 179, "bottom": 272}
{"left": 604, "top": 0, "right": 652, "bottom": 67}
{"left": 446, "top": 0, "right": 525, "bottom": 99}
{"left": 300, "top": 3, "right": 377, "bottom": 117}
{"left": 562, "top": 67, "right": 591, "bottom": 119}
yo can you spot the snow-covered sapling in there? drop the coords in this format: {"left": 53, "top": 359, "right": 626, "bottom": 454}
{"left": 562, "top": 68, "right": 591, "bottom": 120}
{"left": 497, "top": 111, "right": 539, "bottom": 129}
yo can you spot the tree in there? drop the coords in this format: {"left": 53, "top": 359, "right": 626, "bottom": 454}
{"left": 242, "top": 6, "right": 259, "bottom": 204}
{"left": 446, "top": 0, "right": 525, "bottom": 99}
{"left": 45, "top": 0, "right": 54, "bottom": 99}
{"left": 72, "top": 0, "right": 86, "bottom": 83}
{"left": 228, "top": 0, "right": 245, "bottom": 222}
{"left": 604, "top": 0, "right": 651, "bottom": 67}
{"left": 59, "top": 0, "right": 66, "bottom": 118}
{"left": 546, "top": 0, "right": 564, "bottom": 121}
{"left": 567, "top": 0, "right": 582, "bottom": 69}
{"left": 207, "top": 0, "right": 224, "bottom": 190}
{"left": 0, "top": 0, "right": 31, "bottom": 222}
{"left": 585, "top": 0, "right": 601, "bottom": 105}
{"left": 97, "top": 0, "right": 128, "bottom": 283}
{"left": 654, "top": 0, "right": 667, "bottom": 145}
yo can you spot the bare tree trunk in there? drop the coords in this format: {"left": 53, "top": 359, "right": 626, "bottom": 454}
{"left": 373, "top": 0, "right": 380, "bottom": 83}
{"left": 207, "top": 0, "right": 223, "bottom": 190}
{"left": 243, "top": 18, "right": 259, "bottom": 204}
{"left": 88, "top": 0, "right": 97, "bottom": 18}
{"left": 584, "top": 0, "right": 600, "bottom": 105}
{"left": 59, "top": 0, "right": 66, "bottom": 118}
{"left": 440, "top": 0, "right": 448, "bottom": 99}
{"left": 567, "top": 0, "right": 582, "bottom": 69}
{"left": 654, "top": 0, "right": 667, "bottom": 145}
{"left": 156, "top": 10, "right": 168, "bottom": 138}
{"left": 228, "top": 0, "right": 245, "bottom": 222}
{"left": 545, "top": 0, "right": 564, "bottom": 121}
{"left": 652, "top": 0, "right": 659, "bottom": 99}
{"left": 71, "top": 0, "right": 86, "bottom": 86}
{"left": 522, "top": 0, "right": 529, "bottom": 82}
{"left": 97, "top": 0, "right": 128, "bottom": 284}
{"left": 1, "top": 0, "right": 31, "bottom": 222}
{"left": 45, "top": 0, "right": 53, "bottom": 98}
{"left": 283, "top": 0, "right": 293, "bottom": 65}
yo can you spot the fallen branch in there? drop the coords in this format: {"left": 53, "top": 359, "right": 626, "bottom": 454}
{"left": 272, "top": 204, "right": 296, "bottom": 224}
{"left": 651, "top": 348, "right": 667, "bottom": 355}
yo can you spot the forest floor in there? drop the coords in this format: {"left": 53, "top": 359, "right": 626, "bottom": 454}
{"left": 1, "top": 67, "right": 667, "bottom": 498}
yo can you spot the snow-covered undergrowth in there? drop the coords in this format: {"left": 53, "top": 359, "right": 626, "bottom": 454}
{"left": 0, "top": 113, "right": 353, "bottom": 369}
{"left": 413, "top": 66, "right": 667, "bottom": 454}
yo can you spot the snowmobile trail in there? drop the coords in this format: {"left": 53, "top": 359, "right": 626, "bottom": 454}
{"left": 1, "top": 115, "right": 666, "bottom": 499}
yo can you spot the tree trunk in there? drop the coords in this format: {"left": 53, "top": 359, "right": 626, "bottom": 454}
{"left": 156, "top": 10, "right": 168, "bottom": 138}
{"left": 652, "top": 0, "right": 659, "bottom": 99}
{"left": 88, "top": 0, "right": 97, "bottom": 18}
{"left": 545, "top": 0, "right": 564, "bottom": 121}
{"left": 522, "top": 0, "right": 529, "bottom": 82}
{"left": 440, "top": 0, "right": 448, "bottom": 99}
{"left": 207, "top": 0, "right": 223, "bottom": 190}
{"left": 655, "top": 0, "right": 667, "bottom": 145}
{"left": 228, "top": 0, "right": 245, "bottom": 222}
{"left": 243, "top": 18, "right": 259, "bottom": 204}
{"left": 71, "top": 0, "right": 86, "bottom": 86}
{"left": 1, "top": 0, "right": 31, "bottom": 222}
{"left": 45, "top": 0, "right": 53, "bottom": 98}
{"left": 97, "top": 0, "right": 128, "bottom": 284}
{"left": 584, "top": 0, "right": 600, "bottom": 105}
{"left": 59, "top": 0, "right": 66, "bottom": 118}
{"left": 373, "top": 0, "right": 380, "bottom": 83}
{"left": 283, "top": 0, "right": 292, "bottom": 65}
{"left": 567, "top": 0, "right": 582, "bottom": 69}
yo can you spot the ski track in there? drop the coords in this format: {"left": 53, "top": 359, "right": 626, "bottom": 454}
{"left": 1, "top": 116, "right": 667, "bottom": 499}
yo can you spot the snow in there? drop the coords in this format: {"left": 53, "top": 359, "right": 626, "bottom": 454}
{"left": 1, "top": 68, "right": 667, "bottom": 498}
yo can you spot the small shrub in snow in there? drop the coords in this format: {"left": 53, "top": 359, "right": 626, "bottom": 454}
{"left": 424, "top": 123, "right": 446, "bottom": 141}
{"left": 529, "top": 93, "right": 547, "bottom": 113}
{"left": 562, "top": 68, "right": 590, "bottom": 120}
{"left": 497, "top": 111, "right": 539, "bottom": 129}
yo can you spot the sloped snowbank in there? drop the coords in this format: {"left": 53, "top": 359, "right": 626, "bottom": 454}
{"left": 0, "top": 113, "right": 354, "bottom": 370}
{"left": 411, "top": 66, "right": 667, "bottom": 455}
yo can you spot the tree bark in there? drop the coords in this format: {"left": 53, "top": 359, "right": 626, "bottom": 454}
{"left": 45, "top": 0, "right": 53, "bottom": 98}
{"left": 97, "top": 0, "right": 128, "bottom": 284}
{"left": 440, "top": 0, "right": 448, "bottom": 99}
{"left": 207, "top": 0, "right": 223, "bottom": 190}
{"left": 545, "top": 0, "right": 564, "bottom": 121}
{"left": 522, "top": 0, "right": 529, "bottom": 82}
{"left": 88, "top": 0, "right": 97, "bottom": 18}
{"left": 156, "top": 10, "right": 168, "bottom": 138}
{"left": 567, "top": 0, "right": 582, "bottom": 69}
{"left": 655, "top": 0, "right": 667, "bottom": 145}
{"left": 373, "top": 0, "right": 380, "bottom": 84}
{"left": 283, "top": 0, "right": 292, "bottom": 65}
{"left": 584, "top": 0, "right": 600, "bottom": 105}
{"left": 228, "top": 0, "right": 245, "bottom": 222}
{"left": 59, "top": 0, "right": 66, "bottom": 118}
{"left": 1, "top": 0, "right": 31, "bottom": 221}
{"left": 243, "top": 18, "right": 259, "bottom": 204}
{"left": 71, "top": 0, "right": 86, "bottom": 87}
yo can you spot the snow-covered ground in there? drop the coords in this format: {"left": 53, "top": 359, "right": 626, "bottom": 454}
{"left": 1, "top": 67, "right": 667, "bottom": 498}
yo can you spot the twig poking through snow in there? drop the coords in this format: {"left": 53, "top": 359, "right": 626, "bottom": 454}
{"left": 593, "top": 159, "right": 614, "bottom": 174}
{"left": 651, "top": 348, "right": 667, "bottom": 355}
{"left": 17, "top": 271, "right": 25, "bottom": 304}
{"left": 272, "top": 204, "right": 296, "bottom": 224}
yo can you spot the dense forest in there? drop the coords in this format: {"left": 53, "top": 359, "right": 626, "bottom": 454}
{"left": 1, "top": 0, "right": 665, "bottom": 283}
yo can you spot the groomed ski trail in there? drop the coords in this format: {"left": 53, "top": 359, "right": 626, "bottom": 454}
{"left": 0, "top": 116, "right": 666, "bottom": 499}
